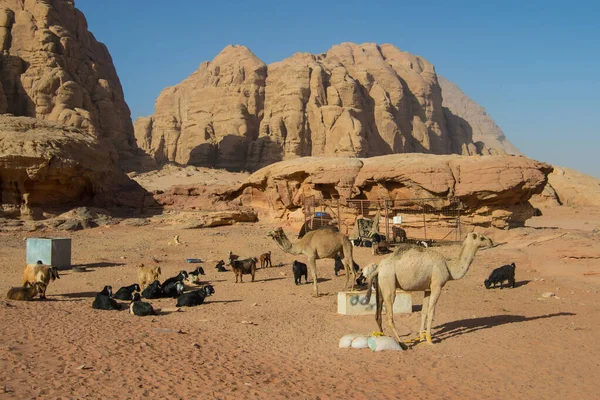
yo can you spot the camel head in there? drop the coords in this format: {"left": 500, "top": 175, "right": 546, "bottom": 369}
{"left": 466, "top": 232, "right": 494, "bottom": 249}
{"left": 267, "top": 227, "right": 285, "bottom": 240}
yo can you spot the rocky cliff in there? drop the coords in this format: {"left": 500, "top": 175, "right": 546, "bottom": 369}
{"left": 0, "top": 0, "right": 136, "bottom": 165}
{"left": 220, "top": 154, "right": 552, "bottom": 229}
{"left": 136, "top": 43, "right": 518, "bottom": 171}
{"left": 0, "top": 116, "right": 153, "bottom": 219}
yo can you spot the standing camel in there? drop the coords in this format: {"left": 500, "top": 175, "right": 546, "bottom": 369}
{"left": 267, "top": 227, "right": 356, "bottom": 296}
{"left": 365, "top": 232, "right": 493, "bottom": 346}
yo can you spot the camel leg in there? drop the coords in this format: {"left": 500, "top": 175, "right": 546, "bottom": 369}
{"left": 419, "top": 290, "right": 431, "bottom": 342}
{"left": 425, "top": 287, "right": 442, "bottom": 345}
{"left": 343, "top": 260, "right": 351, "bottom": 290}
{"left": 308, "top": 256, "right": 319, "bottom": 297}
{"left": 379, "top": 277, "right": 403, "bottom": 344}
{"left": 343, "top": 257, "right": 357, "bottom": 290}
{"left": 375, "top": 277, "right": 383, "bottom": 333}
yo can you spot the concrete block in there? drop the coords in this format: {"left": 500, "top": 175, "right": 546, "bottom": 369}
{"left": 26, "top": 238, "right": 72, "bottom": 269}
{"left": 337, "top": 290, "right": 412, "bottom": 315}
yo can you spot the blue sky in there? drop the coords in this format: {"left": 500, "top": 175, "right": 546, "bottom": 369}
{"left": 76, "top": 0, "right": 600, "bottom": 178}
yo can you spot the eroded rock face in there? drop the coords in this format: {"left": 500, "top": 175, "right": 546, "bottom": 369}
{"left": 0, "top": 116, "right": 153, "bottom": 218}
{"left": 438, "top": 76, "right": 521, "bottom": 156}
{"left": 136, "top": 43, "right": 517, "bottom": 171}
{"left": 0, "top": 0, "right": 136, "bottom": 164}
{"left": 221, "top": 154, "right": 552, "bottom": 228}
{"left": 531, "top": 166, "right": 600, "bottom": 208}
{"left": 135, "top": 45, "right": 266, "bottom": 170}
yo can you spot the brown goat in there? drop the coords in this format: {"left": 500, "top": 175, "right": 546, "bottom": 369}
{"left": 23, "top": 262, "right": 60, "bottom": 299}
{"left": 7, "top": 282, "right": 47, "bottom": 301}
{"left": 259, "top": 251, "right": 272, "bottom": 268}
{"left": 137, "top": 263, "right": 161, "bottom": 290}
{"left": 231, "top": 257, "right": 258, "bottom": 283}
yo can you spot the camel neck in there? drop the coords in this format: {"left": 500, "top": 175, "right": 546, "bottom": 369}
{"left": 275, "top": 232, "right": 302, "bottom": 255}
{"left": 448, "top": 241, "right": 477, "bottom": 280}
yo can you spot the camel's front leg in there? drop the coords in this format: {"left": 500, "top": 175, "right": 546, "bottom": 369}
{"left": 419, "top": 290, "right": 431, "bottom": 342}
{"left": 425, "top": 288, "right": 442, "bottom": 345}
{"left": 308, "top": 256, "right": 319, "bottom": 297}
{"left": 380, "top": 278, "right": 407, "bottom": 350}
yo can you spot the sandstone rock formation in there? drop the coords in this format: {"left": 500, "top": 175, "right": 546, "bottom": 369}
{"left": 438, "top": 76, "right": 521, "bottom": 156}
{"left": 0, "top": 116, "right": 153, "bottom": 219}
{"left": 136, "top": 43, "right": 518, "bottom": 171}
{"left": 531, "top": 166, "right": 600, "bottom": 208}
{"left": 0, "top": 0, "right": 136, "bottom": 165}
{"left": 133, "top": 45, "right": 266, "bottom": 170}
{"left": 221, "top": 154, "right": 552, "bottom": 229}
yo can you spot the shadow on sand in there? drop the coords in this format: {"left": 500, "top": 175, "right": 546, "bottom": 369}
{"left": 57, "top": 291, "right": 98, "bottom": 298}
{"left": 70, "top": 262, "right": 126, "bottom": 270}
{"left": 204, "top": 299, "right": 243, "bottom": 304}
{"left": 258, "top": 277, "right": 287, "bottom": 283}
{"left": 433, "top": 312, "right": 576, "bottom": 342}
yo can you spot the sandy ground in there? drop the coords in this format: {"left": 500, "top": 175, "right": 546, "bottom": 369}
{"left": 1, "top": 192, "right": 599, "bottom": 399}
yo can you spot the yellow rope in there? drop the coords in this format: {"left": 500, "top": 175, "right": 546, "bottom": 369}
{"left": 370, "top": 331, "right": 385, "bottom": 337}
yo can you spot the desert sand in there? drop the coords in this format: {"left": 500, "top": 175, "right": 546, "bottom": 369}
{"left": 1, "top": 187, "right": 599, "bottom": 399}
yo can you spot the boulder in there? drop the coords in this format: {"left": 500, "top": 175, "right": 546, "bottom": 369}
{"left": 530, "top": 166, "right": 600, "bottom": 208}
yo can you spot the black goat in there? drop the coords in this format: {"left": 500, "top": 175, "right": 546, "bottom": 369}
{"left": 485, "top": 263, "right": 516, "bottom": 289}
{"left": 231, "top": 257, "right": 257, "bottom": 283}
{"left": 113, "top": 283, "right": 141, "bottom": 301}
{"left": 162, "top": 281, "right": 185, "bottom": 298}
{"left": 129, "top": 293, "right": 157, "bottom": 316}
{"left": 141, "top": 280, "right": 163, "bottom": 299}
{"left": 92, "top": 286, "right": 120, "bottom": 310}
{"left": 333, "top": 254, "right": 360, "bottom": 277}
{"left": 162, "top": 270, "right": 188, "bottom": 288}
{"left": 176, "top": 285, "right": 215, "bottom": 307}
{"left": 292, "top": 260, "right": 308, "bottom": 285}
{"left": 215, "top": 260, "right": 227, "bottom": 272}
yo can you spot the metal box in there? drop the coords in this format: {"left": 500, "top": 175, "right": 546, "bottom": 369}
{"left": 26, "top": 238, "right": 72, "bottom": 269}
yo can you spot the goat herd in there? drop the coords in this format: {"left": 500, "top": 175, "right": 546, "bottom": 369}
{"left": 6, "top": 245, "right": 517, "bottom": 320}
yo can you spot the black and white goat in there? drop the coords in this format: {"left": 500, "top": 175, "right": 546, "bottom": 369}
{"left": 485, "top": 263, "right": 516, "bottom": 289}
{"left": 187, "top": 266, "right": 206, "bottom": 285}
{"left": 416, "top": 239, "right": 434, "bottom": 248}
{"left": 162, "top": 270, "right": 188, "bottom": 288}
{"left": 162, "top": 281, "right": 185, "bottom": 298}
{"left": 113, "top": 283, "right": 141, "bottom": 301}
{"left": 292, "top": 260, "right": 308, "bottom": 285}
{"left": 333, "top": 254, "right": 360, "bottom": 277}
{"left": 176, "top": 285, "right": 215, "bottom": 307}
{"left": 92, "top": 286, "right": 120, "bottom": 310}
{"left": 129, "top": 293, "right": 157, "bottom": 316}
